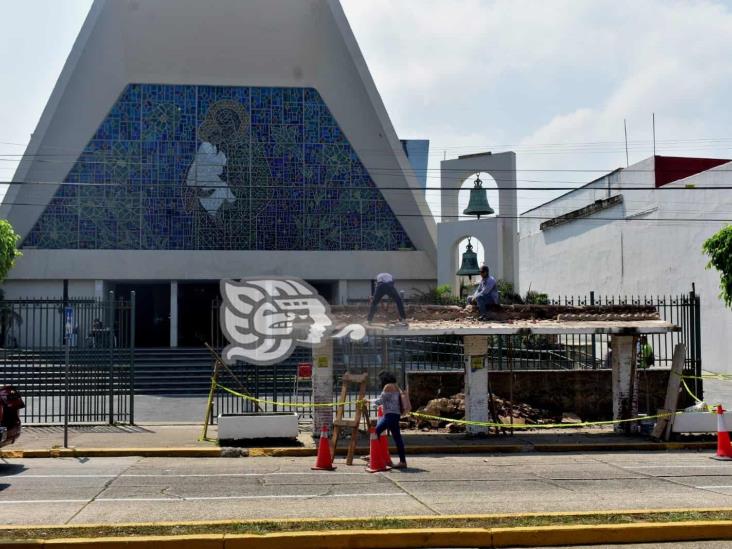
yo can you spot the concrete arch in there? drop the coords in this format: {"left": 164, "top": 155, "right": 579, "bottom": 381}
{"left": 437, "top": 218, "right": 503, "bottom": 296}
{"left": 441, "top": 151, "right": 517, "bottom": 222}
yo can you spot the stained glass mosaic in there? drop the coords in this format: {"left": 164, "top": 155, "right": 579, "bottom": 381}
{"left": 24, "top": 85, "right": 414, "bottom": 251}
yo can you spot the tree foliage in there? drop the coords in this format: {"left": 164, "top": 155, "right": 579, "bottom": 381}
{"left": 703, "top": 225, "right": 732, "bottom": 308}
{"left": 0, "top": 220, "right": 21, "bottom": 284}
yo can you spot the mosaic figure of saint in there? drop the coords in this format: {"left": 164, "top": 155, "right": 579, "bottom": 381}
{"left": 186, "top": 141, "right": 233, "bottom": 215}
{"left": 186, "top": 99, "right": 249, "bottom": 216}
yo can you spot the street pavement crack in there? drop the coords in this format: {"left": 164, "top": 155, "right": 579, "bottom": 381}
{"left": 64, "top": 457, "right": 143, "bottom": 524}
{"left": 378, "top": 473, "right": 440, "bottom": 515}
{"left": 161, "top": 486, "right": 184, "bottom": 500}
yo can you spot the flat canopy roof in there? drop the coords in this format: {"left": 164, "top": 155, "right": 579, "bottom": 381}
{"left": 363, "top": 319, "right": 678, "bottom": 337}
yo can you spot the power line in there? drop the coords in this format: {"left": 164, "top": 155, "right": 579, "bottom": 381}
{"left": 3, "top": 136, "right": 732, "bottom": 156}
{"left": 3, "top": 154, "right": 732, "bottom": 172}
{"left": 0, "top": 179, "right": 730, "bottom": 192}
{"left": 0, "top": 197, "right": 729, "bottom": 224}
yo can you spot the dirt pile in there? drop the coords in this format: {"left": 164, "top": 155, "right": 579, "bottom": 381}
{"left": 410, "top": 392, "right": 559, "bottom": 433}
{"left": 331, "top": 304, "right": 659, "bottom": 325}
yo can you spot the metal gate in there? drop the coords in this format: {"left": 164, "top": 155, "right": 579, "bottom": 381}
{"left": 0, "top": 294, "right": 136, "bottom": 424}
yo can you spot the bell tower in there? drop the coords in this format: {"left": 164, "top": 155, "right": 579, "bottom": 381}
{"left": 437, "top": 151, "right": 518, "bottom": 295}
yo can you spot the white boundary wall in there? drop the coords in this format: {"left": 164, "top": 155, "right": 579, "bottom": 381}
{"left": 519, "top": 157, "right": 732, "bottom": 375}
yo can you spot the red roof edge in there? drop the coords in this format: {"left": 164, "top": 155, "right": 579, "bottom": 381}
{"left": 654, "top": 155, "right": 730, "bottom": 188}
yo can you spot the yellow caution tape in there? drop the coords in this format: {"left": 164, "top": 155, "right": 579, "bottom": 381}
{"left": 408, "top": 410, "right": 688, "bottom": 430}
{"left": 214, "top": 381, "right": 715, "bottom": 428}
{"left": 682, "top": 372, "right": 732, "bottom": 381}
{"left": 215, "top": 382, "right": 367, "bottom": 409}
{"left": 679, "top": 377, "right": 721, "bottom": 413}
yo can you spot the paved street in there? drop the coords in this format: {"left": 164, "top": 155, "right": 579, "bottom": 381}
{"left": 1, "top": 451, "right": 732, "bottom": 525}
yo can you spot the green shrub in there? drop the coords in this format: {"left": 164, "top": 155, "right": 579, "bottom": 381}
{"left": 525, "top": 290, "right": 549, "bottom": 305}
{"left": 0, "top": 220, "right": 21, "bottom": 283}
{"left": 703, "top": 225, "right": 732, "bottom": 308}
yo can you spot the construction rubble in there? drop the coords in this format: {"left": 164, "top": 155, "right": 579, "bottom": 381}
{"left": 408, "top": 392, "right": 562, "bottom": 433}
{"left": 332, "top": 303, "right": 660, "bottom": 326}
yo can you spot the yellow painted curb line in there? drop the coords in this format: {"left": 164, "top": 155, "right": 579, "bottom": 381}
{"left": 3, "top": 521, "right": 732, "bottom": 548}
{"left": 1, "top": 507, "right": 731, "bottom": 532}
{"left": 223, "top": 528, "right": 491, "bottom": 549}
{"left": 492, "top": 521, "right": 732, "bottom": 547}
{"left": 1, "top": 507, "right": 730, "bottom": 533}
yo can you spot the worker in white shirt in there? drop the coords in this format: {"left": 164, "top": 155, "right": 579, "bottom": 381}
{"left": 367, "top": 273, "right": 407, "bottom": 325}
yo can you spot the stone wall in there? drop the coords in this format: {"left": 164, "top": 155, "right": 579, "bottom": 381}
{"left": 407, "top": 369, "right": 693, "bottom": 421}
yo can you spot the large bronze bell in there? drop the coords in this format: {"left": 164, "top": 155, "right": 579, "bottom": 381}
{"left": 456, "top": 238, "right": 481, "bottom": 278}
{"left": 463, "top": 174, "right": 494, "bottom": 219}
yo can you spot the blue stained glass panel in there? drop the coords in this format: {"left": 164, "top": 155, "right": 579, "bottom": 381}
{"left": 23, "top": 84, "right": 413, "bottom": 251}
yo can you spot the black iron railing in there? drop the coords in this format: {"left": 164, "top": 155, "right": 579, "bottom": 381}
{"left": 0, "top": 293, "right": 136, "bottom": 424}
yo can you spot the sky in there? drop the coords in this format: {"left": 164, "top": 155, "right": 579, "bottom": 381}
{"left": 2, "top": 0, "right": 732, "bottom": 226}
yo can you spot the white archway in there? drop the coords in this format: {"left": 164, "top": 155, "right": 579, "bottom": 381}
{"left": 453, "top": 234, "right": 488, "bottom": 298}
{"left": 437, "top": 219, "right": 504, "bottom": 296}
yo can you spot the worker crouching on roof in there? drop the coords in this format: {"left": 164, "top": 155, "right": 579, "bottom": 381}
{"left": 466, "top": 265, "right": 499, "bottom": 320}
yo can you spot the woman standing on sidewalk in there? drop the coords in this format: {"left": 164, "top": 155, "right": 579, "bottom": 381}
{"left": 371, "top": 371, "right": 407, "bottom": 469}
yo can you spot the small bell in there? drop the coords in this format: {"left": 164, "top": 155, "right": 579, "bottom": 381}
{"left": 456, "top": 238, "right": 481, "bottom": 278}
{"left": 463, "top": 174, "right": 494, "bottom": 219}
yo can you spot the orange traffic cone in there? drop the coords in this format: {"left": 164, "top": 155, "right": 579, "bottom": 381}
{"left": 712, "top": 405, "right": 732, "bottom": 461}
{"left": 312, "top": 424, "right": 336, "bottom": 471}
{"left": 377, "top": 406, "right": 394, "bottom": 467}
{"left": 366, "top": 425, "right": 390, "bottom": 473}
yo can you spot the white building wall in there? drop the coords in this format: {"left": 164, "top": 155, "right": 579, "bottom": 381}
{"left": 2, "top": 280, "right": 64, "bottom": 300}
{"left": 520, "top": 158, "right": 732, "bottom": 375}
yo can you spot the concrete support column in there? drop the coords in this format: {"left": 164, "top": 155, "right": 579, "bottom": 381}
{"left": 464, "top": 335, "right": 489, "bottom": 435}
{"left": 170, "top": 281, "right": 178, "bottom": 348}
{"left": 94, "top": 280, "right": 104, "bottom": 300}
{"left": 337, "top": 280, "right": 348, "bottom": 305}
{"left": 611, "top": 335, "right": 638, "bottom": 433}
{"left": 312, "top": 338, "right": 334, "bottom": 434}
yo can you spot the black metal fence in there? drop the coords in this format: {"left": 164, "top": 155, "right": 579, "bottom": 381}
{"left": 0, "top": 294, "right": 135, "bottom": 424}
{"left": 1, "top": 288, "right": 699, "bottom": 426}
{"left": 211, "top": 347, "right": 313, "bottom": 421}
{"left": 208, "top": 288, "right": 702, "bottom": 421}
{"left": 544, "top": 289, "right": 702, "bottom": 396}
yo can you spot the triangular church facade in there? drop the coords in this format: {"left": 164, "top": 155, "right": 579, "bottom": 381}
{"left": 2, "top": 0, "right": 436, "bottom": 345}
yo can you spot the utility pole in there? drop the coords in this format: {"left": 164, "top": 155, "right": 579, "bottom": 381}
{"left": 623, "top": 119, "right": 629, "bottom": 167}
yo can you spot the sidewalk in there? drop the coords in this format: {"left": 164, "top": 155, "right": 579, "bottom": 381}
{"left": 5, "top": 423, "right": 715, "bottom": 456}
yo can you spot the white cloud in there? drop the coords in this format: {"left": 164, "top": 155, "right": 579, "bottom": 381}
{"left": 341, "top": 0, "right": 732, "bottom": 214}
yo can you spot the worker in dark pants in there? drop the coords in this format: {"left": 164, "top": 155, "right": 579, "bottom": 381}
{"left": 367, "top": 273, "right": 407, "bottom": 325}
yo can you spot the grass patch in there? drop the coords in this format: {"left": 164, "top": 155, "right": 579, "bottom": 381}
{"left": 2, "top": 511, "right": 732, "bottom": 540}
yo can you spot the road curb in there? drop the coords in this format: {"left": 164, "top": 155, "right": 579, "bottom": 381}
{"left": 0, "top": 448, "right": 223, "bottom": 459}
{"left": 531, "top": 441, "right": 716, "bottom": 452}
{"left": 491, "top": 521, "right": 732, "bottom": 547}
{"left": 0, "top": 440, "right": 715, "bottom": 458}
{"left": 2, "top": 521, "right": 732, "bottom": 548}
{"left": 3, "top": 507, "right": 731, "bottom": 532}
